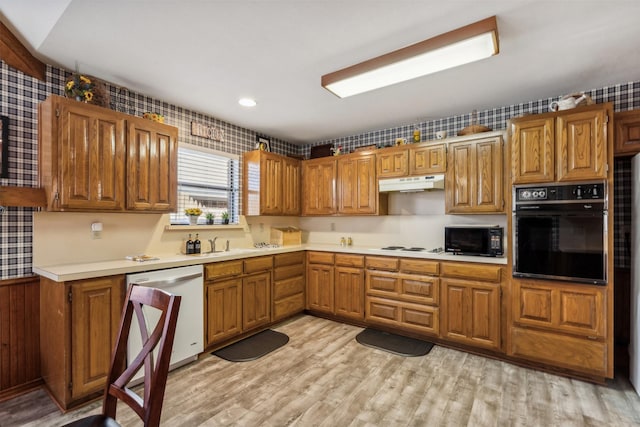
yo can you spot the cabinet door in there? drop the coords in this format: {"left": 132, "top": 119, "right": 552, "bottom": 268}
{"left": 242, "top": 272, "right": 271, "bottom": 331}
{"left": 127, "top": 117, "right": 178, "bottom": 211}
{"left": 446, "top": 137, "right": 503, "bottom": 213}
{"left": 261, "top": 154, "right": 283, "bottom": 215}
{"left": 59, "top": 102, "right": 126, "bottom": 210}
{"left": 377, "top": 148, "right": 408, "bottom": 178}
{"left": 512, "top": 279, "right": 605, "bottom": 337}
{"left": 337, "top": 153, "right": 377, "bottom": 215}
{"left": 445, "top": 142, "right": 474, "bottom": 212}
{"left": 306, "top": 264, "right": 334, "bottom": 313}
{"left": 70, "top": 276, "right": 124, "bottom": 399}
{"left": 474, "top": 138, "right": 503, "bottom": 212}
{"left": 206, "top": 278, "right": 242, "bottom": 345}
{"left": 410, "top": 143, "right": 446, "bottom": 175}
{"left": 510, "top": 118, "right": 554, "bottom": 183}
{"left": 615, "top": 110, "right": 640, "bottom": 156}
{"left": 282, "top": 157, "right": 301, "bottom": 215}
{"left": 556, "top": 109, "right": 608, "bottom": 181}
{"left": 441, "top": 279, "right": 500, "bottom": 350}
{"left": 334, "top": 266, "right": 365, "bottom": 320}
{"left": 302, "top": 159, "right": 336, "bottom": 215}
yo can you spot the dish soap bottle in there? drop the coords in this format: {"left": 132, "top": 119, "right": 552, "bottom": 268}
{"left": 194, "top": 233, "right": 201, "bottom": 254}
{"left": 186, "top": 234, "right": 195, "bottom": 255}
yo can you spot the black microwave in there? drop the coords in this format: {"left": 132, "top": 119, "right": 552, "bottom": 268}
{"left": 444, "top": 226, "right": 504, "bottom": 257}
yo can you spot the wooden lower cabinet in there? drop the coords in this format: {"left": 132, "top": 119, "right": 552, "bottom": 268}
{"left": 365, "top": 257, "right": 440, "bottom": 336}
{"left": 440, "top": 279, "right": 500, "bottom": 350}
{"left": 243, "top": 272, "right": 271, "bottom": 331}
{"left": 508, "top": 279, "right": 610, "bottom": 377}
{"left": 40, "top": 275, "right": 124, "bottom": 409}
{"left": 206, "top": 278, "right": 242, "bottom": 345}
{"left": 440, "top": 262, "right": 501, "bottom": 351}
{"left": 306, "top": 252, "right": 335, "bottom": 314}
{"left": 334, "top": 265, "right": 365, "bottom": 321}
{"left": 273, "top": 252, "right": 305, "bottom": 321}
{"left": 205, "top": 257, "right": 274, "bottom": 347}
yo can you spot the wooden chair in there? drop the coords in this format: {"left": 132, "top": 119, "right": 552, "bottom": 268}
{"left": 65, "top": 284, "right": 181, "bottom": 427}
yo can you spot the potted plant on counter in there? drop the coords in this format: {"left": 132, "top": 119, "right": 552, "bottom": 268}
{"left": 185, "top": 207, "right": 202, "bottom": 225}
{"left": 205, "top": 212, "right": 215, "bottom": 225}
{"left": 221, "top": 211, "right": 230, "bottom": 224}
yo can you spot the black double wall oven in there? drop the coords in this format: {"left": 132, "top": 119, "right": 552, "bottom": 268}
{"left": 512, "top": 181, "right": 607, "bottom": 285}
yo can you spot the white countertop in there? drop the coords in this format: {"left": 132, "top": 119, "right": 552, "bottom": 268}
{"left": 33, "top": 244, "right": 507, "bottom": 282}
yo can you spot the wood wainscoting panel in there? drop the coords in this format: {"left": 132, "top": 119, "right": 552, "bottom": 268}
{"left": 0, "top": 276, "right": 40, "bottom": 396}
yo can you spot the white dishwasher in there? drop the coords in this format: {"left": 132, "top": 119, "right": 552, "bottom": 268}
{"left": 126, "top": 264, "right": 204, "bottom": 381}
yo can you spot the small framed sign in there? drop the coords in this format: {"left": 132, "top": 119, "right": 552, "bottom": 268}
{"left": 256, "top": 135, "right": 271, "bottom": 152}
{"left": 0, "top": 116, "right": 8, "bottom": 178}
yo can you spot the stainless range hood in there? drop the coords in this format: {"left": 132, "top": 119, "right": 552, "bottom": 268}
{"left": 378, "top": 175, "right": 445, "bottom": 193}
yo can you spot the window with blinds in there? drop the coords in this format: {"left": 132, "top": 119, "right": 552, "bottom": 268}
{"left": 170, "top": 145, "right": 239, "bottom": 225}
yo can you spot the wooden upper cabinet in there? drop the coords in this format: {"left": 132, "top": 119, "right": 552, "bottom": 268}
{"left": 126, "top": 116, "right": 177, "bottom": 212}
{"left": 376, "top": 142, "right": 446, "bottom": 178}
{"left": 242, "top": 150, "right": 300, "bottom": 216}
{"left": 615, "top": 110, "right": 640, "bottom": 156}
{"left": 282, "top": 156, "right": 301, "bottom": 215}
{"left": 39, "top": 96, "right": 126, "bottom": 211}
{"left": 509, "top": 103, "right": 611, "bottom": 184}
{"left": 38, "top": 95, "right": 178, "bottom": 212}
{"left": 337, "top": 152, "right": 377, "bottom": 215}
{"left": 510, "top": 117, "right": 554, "bottom": 184}
{"left": 445, "top": 135, "right": 503, "bottom": 214}
{"left": 302, "top": 157, "right": 337, "bottom": 215}
{"left": 410, "top": 143, "right": 446, "bottom": 175}
{"left": 556, "top": 108, "right": 607, "bottom": 181}
{"left": 377, "top": 146, "right": 408, "bottom": 178}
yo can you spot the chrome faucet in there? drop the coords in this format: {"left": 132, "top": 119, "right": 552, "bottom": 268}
{"left": 225, "top": 240, "right": 230, "bottom": 252}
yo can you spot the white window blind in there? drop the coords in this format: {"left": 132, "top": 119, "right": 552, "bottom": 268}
{"left": 170, "top": 146, "right": 239, "bottom": 225}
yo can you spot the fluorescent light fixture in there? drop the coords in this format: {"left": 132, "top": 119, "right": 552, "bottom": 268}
{"left": 322, "top": 16, "right": 499, "bottom": 98}
{"left": 239, "top": 97, "right": 257, "bottom": 107}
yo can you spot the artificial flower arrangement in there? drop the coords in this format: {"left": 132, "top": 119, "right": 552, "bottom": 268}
{"left": 143, "top": 112, "right": 165, "bottom": 123}
{"left": 65, "top": 74, "right": 95, "bottom": 102}
{"left": 184, "top": 208, "right": 202, "bottom": 216}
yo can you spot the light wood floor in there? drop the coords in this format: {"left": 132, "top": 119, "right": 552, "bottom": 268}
{"left": 2, "top": 315, "right": 640, "bottom": 427}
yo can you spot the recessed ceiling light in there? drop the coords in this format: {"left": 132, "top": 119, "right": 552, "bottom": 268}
{"left": 239, "top": 98, "right": 257, "bottom": 107}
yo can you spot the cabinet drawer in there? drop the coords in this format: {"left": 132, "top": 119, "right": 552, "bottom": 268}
{"left": 440, "top": 262, "right": 501, "bottom": 282}
{"left": 335, "top": 254, "right": 364, "bottom": 268}
{"left": 366, "top": 297, "right": 439, "bottom": 336}
{"left": 205, "top": 260, "right": 243, "bottom": 280}
{"left": 274, "top": 251, "right": 305, "bottom": 268}
{"left": 400, "top": 259, "right": 439, "bottom": 275}
{"left": 510, "top": 326, "right": 607, "bottom": 377}
{"left": 366, "top": 256, "right": 399, "bottom": 271}
{"left": 401, "top": 275, "right": 439, "bottom": 305}
{"left": 274, "top": 276, "right": 305, "bottom": 300}
{"left": 273, "top": 293, "right": 305, "bottom": 321}
{"left": 273, "top": 263, "right": 305, "bottom": 281}
{"left": 244, "top": 256, "right": 273, "bottom": 274}
{"left": 307, "top": 251, "right": 335, "bottom": 265}
{"left": 366, "top": 271, "right": 399, "bottom": 295}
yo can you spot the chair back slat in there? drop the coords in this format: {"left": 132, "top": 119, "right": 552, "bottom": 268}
{"left": 103, "top": 284, "right": 181, "bottom": 427}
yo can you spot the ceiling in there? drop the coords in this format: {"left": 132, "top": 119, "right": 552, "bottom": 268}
{"left": 1, "top": 1, "right": 640, "bottom": 144}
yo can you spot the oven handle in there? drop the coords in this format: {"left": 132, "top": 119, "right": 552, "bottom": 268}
{"left": 132, "top": 272, "right": 203, "bottom": 289}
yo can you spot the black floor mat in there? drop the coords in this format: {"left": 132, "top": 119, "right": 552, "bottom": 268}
{"left": 355, "top": 328, "right": 434, "bottom": 357}
{"left": 212, "top": 329, "right": 289, "bottom": 362}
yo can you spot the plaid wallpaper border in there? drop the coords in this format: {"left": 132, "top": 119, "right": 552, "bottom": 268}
{"left": 0, "top": 61, "right": 638, "bottom": 279}
{"left": 303, "top": 81, "right": 640, "bottom": 156}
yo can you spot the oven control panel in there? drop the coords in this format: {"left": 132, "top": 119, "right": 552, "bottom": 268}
{"left": 515, "top": 182, "right": 606, "bottom": 203}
